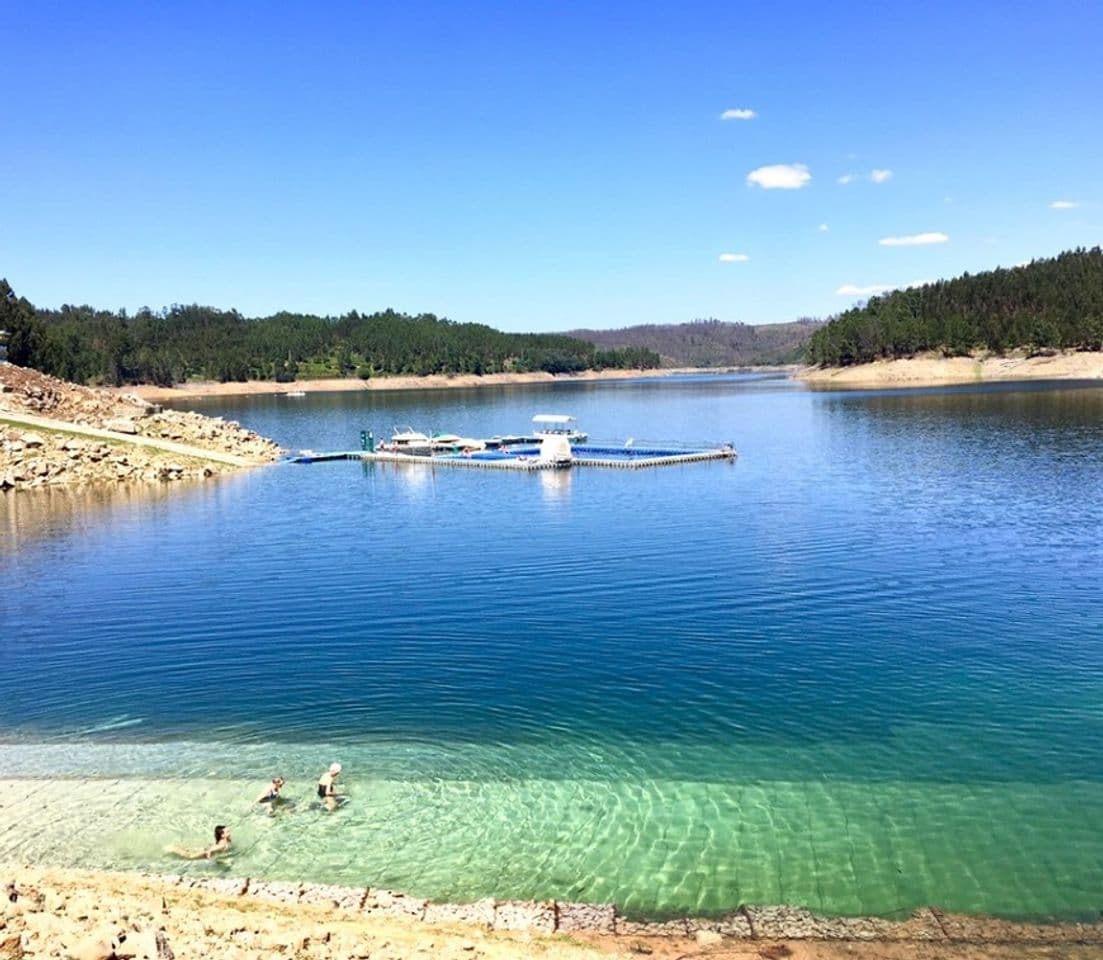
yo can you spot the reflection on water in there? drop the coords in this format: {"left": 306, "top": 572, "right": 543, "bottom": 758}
{"left": 540, "top": 468, "right": 572, "bottom": 500}
{"left": 0, "top": 479, "right": 225, "bottom": 554}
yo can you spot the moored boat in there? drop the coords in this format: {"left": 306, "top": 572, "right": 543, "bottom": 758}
{"left": 531, "top": 414, "right": 588, "bottom": 443}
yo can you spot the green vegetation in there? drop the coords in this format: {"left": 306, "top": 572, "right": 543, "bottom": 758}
{"left": 807, "top": 247, "right": 1103, "bottom": 367}
{"left": 568, "top": 317, "right": 822, "bottom": 367}
{"left": 0, "top": 281, "right": 659, "bottom": 386}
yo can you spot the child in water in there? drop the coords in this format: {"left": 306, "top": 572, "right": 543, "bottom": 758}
{"left": 165, "top": 824, "right": 232, "bottom": 860}
{"left": 255, "top": 776, "right": 285, "bottom": 805}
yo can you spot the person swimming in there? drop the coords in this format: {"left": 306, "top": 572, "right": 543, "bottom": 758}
{"left": 317, "top": 762, "right": 342, "bottom": 810}
{"left": 165, "top": 824, "right": 232, "bottom": 860}
{"left": 255, "top": 776, "right": 285, "bottom": 805}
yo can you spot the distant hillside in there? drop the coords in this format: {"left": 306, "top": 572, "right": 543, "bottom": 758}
{"left": 565, "top": 318, "right": 824, "bottom": 368}
{"left": 807, "top": 247, "right": 1103, "bottom": 367}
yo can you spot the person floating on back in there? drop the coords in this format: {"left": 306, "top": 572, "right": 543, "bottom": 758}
{"left": 317, "top": 762, "right": 342, "bottom": 810}
{"left": 165, "top": 825, "right": 232, "bottom": 860}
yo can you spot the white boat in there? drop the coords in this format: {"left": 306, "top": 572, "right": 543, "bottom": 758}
{"left": 429, "top": 432, "right": 486, "bottom": 452}
{"left": 283, "top": 390, "right": 307, "bottom": 397}
{"left": 532, "top": 414, "right": 588, "bottom": 444}
{"left": 389, "top": 427, "right": 432, "bottom": 450}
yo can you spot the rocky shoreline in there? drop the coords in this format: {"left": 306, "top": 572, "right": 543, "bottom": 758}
{"left": 1, "top": 365, "right": 282, "bottom": 492}
{"left": 4, "top": 865, "right": 1102, "bottom": 960}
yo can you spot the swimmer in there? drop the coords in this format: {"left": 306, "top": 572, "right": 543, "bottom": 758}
{"left": 317, "top": 762, "right": 342, "bottom": 810}
{"left": 255, "top": 776, "right": 285, "bottom": 805}
{"left": 165, "top": 825, "right": 232, "bottom": 860}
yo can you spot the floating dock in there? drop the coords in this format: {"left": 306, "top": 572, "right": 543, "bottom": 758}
{"left": 288, "top": 443, "right": 736, "bottom": 470}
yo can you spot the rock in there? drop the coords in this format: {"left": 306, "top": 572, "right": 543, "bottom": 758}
{"left": 615, "top": 917, "right": 689, "bottom": 937}
{"left": 68, "top": 925, "right": 126, "bottom": 960}
{"left": 695, "top": 929, "right": 723, "bottom": 946}
{"left": 363, "top": 889, "right": 427, "bottom": 920}
{"left": 105, "top": 418, "right": 139, "bottom": 434}
{"left": 423, "top": 898, "right": 494, "bottom": 928}
{"left": 552, "top": 901, "right": 618, "bottom": 934}
{"left": 493, "top": 900, "right": 555, "bottom": 933}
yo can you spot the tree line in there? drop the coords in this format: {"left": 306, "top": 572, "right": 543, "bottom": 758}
{"left": 0, "top": 283, "right": 659, "bottom": 386}
{"left": 807, "top": 247, "right": 1103, "bottom": 367}
{"left": 568, "top": 317, "right": 823, "bottom": 367}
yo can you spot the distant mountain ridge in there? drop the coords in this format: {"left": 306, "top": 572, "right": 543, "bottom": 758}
{"left": 565, "top": 318, "right": 823, "bottom": 367}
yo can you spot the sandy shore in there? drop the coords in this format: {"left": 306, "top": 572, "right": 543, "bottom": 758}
{"left": 116, "top": 369, "right": 668, "bottom": 402}
{"left": 112, "top": 367, "right": 791, "bottom": 402}
{"left": 4, "top": 865, "right": 1102, "bottom": 960}
{"left": 797, "top": 351, "right": 1103, "bottom": 388}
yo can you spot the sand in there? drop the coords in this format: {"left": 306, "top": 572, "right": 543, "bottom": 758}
{"left": 797, "top": 351, "right": 1103, "bottom": 388}
{"left": 115, "top": 351, "right": 1103, "bottom": 402}
{"left": 113, "top": 369, "right": 689, "bottom": 402}
{"left": 4, "top": 865, "right": 1101, "bottom": 960}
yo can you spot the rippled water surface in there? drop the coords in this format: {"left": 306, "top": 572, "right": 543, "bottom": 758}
{"left": 2, "top": 374, "right": 1103, "bottom": 919}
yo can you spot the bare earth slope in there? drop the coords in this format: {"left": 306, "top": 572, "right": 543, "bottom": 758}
{"left": 797, "top": 351, "right": 1103, "bottom": 388}
{"left": 0, "top": 364, "right": 282, "bottom": 491}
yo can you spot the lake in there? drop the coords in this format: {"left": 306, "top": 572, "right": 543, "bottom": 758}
{"left": 2, "top": 373, "right": 1102, "bottom": 920}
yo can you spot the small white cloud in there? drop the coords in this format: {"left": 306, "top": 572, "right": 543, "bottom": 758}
{"left": 836, "top": 283, "right": 893, "bottom": 296}
{"left": 870, "top": 168, "right": 893, "bottom": 184}
{"left": 906, "top": 279, "right": 933, "bottom": 289}
{"left": 837, "top": 173, "right": 856, "bottom": 185}
{"left": 721, "top": 108, "right": 757, "bottom": 120}
{"left": 747, "top": 163, "right": 811, "bottom": 190}
{"left": 718, "top": 253, "right": 750, "bottom": 262}
{"left": 1050, "top": 200, "right": 1078, "bottom": 209}
{"left": 879, "top": 232, "right": 949, "bottom": 247}
{"left": 818, "top": 223, "right": 829, "bottom": 232}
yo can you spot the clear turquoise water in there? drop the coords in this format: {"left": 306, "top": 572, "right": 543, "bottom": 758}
{"left": 2, "top": 374, "right": 1102, "bottom": 919}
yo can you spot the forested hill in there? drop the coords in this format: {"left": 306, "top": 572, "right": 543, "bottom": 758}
{"left": 807, "top": 247, "right": 1103, "bottom": 367}
{"left": 0, "top": 282, "right": 659, "bottom": 387}
{"left": 565, "top": 318, "right": 823, "bottom": 367}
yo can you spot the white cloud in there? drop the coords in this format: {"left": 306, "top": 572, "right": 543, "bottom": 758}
{"left": 721, "top": 108, "right": 756, "bottom": 120}
{"left": 818, "top": 223, "right": 829, "bottom": 232}
{"left": 1050, "top": 200, "right": 1078, "bottom": 209}
{"left": 870, "top": 168, "right": 893, "bottom": 183}
{"left": 718, "top": 253, "right": 750, "bottom": 262}
{"left": 879, "top": 232, "right": 949, "bottom": 247}
{"left": 837, "top": 173, "right": 856, "bottom": 185}
{"left": 746, "top": 163, "right": 811, "bottom": 190}
{"left": 836, "top": 283, "right": 893, "bottom": 296}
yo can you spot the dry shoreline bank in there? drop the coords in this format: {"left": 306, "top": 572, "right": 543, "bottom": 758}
{"left": 5, "top": 865, "right": 1102, "bottom": 960}
{"left": 116, "top": 367, "right": 786, "bottom": 402}
{"left": 797, "top": 351, "right": 1103, "bottom": 388}
{"left": 117, "top": 350, "right": 1103, "bottom": 401}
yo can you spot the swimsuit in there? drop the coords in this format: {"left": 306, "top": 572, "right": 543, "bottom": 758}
{"left": 317, "top": 783, "right": 328, "bottom": 799}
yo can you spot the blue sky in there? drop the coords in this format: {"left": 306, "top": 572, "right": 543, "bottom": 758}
{"left": 2, "top": 0, "right": 1101, "bottom": 332}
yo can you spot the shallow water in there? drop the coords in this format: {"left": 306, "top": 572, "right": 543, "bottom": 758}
{"left": 2, "top": 374, "right": 1102, "bottom": 919}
